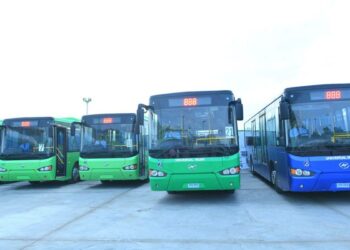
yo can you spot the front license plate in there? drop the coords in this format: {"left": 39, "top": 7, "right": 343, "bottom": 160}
{"left": 336, "top": 183, "right": 350, "bottom": 188}
{"left": 187, "top": 183, "right": 200, "bottom": 189}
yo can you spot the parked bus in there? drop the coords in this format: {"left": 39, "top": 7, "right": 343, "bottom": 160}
{"left": 77, "top": 113, "right": 148, "bottom": 183}
{"left": 244, "top": 83, "right": 350, "bottom": 192}
{"left": 138, "top": 90, "right": 243, "bottom": 193}
{"left": 0, "top": 117, "right": 81, "bottom": 184}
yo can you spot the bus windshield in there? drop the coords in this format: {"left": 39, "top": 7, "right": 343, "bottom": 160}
{"left": 0, "top": 126, "right": 53, "bottom": 160}
{"left": 81, "top": 123, "right": 137, "bottom": 158}
{"left": 150, "top": 105, "right": 238, "bottom": 158}
{"left": 287, "top": 100, "right": 350, "bottom": 154}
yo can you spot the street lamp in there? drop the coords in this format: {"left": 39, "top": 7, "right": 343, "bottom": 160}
{"left": 83, "top": 97, "right": 92, "bottom": 115}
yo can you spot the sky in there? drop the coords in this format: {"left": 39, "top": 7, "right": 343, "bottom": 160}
{"left": 1, "top": 0, "right": 350, "bottom": 129}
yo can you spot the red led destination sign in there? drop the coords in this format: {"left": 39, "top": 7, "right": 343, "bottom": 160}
{"left": 325, "top": 90, "right": 342, "bottom": 100}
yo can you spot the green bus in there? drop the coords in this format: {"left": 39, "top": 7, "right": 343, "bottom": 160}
{"left": 0, "top": 117, "right": 81, "bottom": 184}
{"left": 138, "top": 90, "right": 244, "bottom": 193}
{"left": 77, "top": 113, "right": 149, "bottom": 183}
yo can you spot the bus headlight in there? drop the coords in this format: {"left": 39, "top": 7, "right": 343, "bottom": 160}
{"left": 220, "top": 166, "right": 240, "bottom": 175}
{"left": 79, "top": 166, "right": 89, "bottom": 171}
{"left": 290, "top": 168, "right": 314, "bottom": 177}
{"left": 123, "top": 164, "right": 138, "bottom": 170}
{"left": 0, "top": 167, "right": 7, "bottom": 172}
{"left": 223, "top": 169, "right": 230, "bottom": 175}
{"left": 149, "top": 169, "right": 167, "bottom": 177}
{"left": 38, "top": 166, "right": 52, "bottom": 171}
{"left": 302, "top": 170, "right": 311, "bottom": 176}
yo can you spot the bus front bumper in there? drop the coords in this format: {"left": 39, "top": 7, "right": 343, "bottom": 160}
{"left": 0, "top": 170, "right": 56, "bottom": 182}
{"left": 80, "top": 169, "right": 140, "bottom": 181}
{"left": 150, "top": 174, "right": 240, "bottom": 191}
{"left": 290, "top": 172, "right": 350, "bottom": 192}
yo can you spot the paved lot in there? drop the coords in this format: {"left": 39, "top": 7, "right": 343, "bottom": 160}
{"left": 1, "top": 170, "right": 350, "bottom": 250}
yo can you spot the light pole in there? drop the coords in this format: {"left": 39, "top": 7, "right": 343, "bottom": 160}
{"left": 83, "top": 97, "right": 92, "bottom": 115}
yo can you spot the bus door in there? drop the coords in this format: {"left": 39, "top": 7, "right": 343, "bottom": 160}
{"left": 55, "top": 126, "right": 67, "bottom": 177}
{"left": 138, "top": 125, "right": 147, "bottom": 177}
{"left": 251, "top": 120, "right": 257, "bottom": 162}
{"left": 259, "top": 114, "right": 268, "bottom": 175}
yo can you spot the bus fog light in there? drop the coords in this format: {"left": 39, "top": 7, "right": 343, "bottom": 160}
{"left": 0, "top": 167, "right": 7, "bottom": 172}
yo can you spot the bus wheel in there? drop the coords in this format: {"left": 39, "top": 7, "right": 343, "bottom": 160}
{"left": 250, "top": 157, "right": 256, "bottom": 175}
{"left": 270, "top": 169, "right": 282, "bottom": 193}
{"left": 70, "top": 165, "right": 80, "bottom": 183}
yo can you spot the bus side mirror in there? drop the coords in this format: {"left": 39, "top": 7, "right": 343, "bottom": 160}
{"left": 235, "top": 98, "right": 244, "bottom": 121}
{"left": 71, "top": 125, "right": 76, "bottom": 136}
{"left": 0, "top": 125, "right": 4, "bottom": 138}
{"left": 49, "top": 126, "right": 54, "bottom": 138}
{"left": 137, "top": 105, "right": 145, "bottom": 126}
{"left": 280, "top": 100, "right": 290, "bottom": 120}
{"left": 70, "top": 122, "right": 81, "bottom": 136}
{"left": 134, "top": 122, "right": 140, "bottom": 134}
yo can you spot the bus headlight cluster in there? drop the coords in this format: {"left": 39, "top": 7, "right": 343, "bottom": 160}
{"left": 38, "top": 166, "right": 52, "bottom": 171}
{"left": 123, "top": 164, "right": 138, "bottom": 170}
{"left": 149, "top": 169, "right": 167, "bottom": 177}
{"left": 79, "top": 166, "right": 89, "bottom": 171}
{"left": 220, "top": 166, "right": 240, "bottom": 175}
{"left": 290, "top": 168, "right": 314, "bottom": 177}
{"left": 0, "top": 167, "right": 7, "bottom": 172}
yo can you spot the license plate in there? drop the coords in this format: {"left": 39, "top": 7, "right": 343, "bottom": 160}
{"left": 187, "top": 183, "right": 200, "bottom": 189}
{"left": 336, "top": 183, "right": 350, "bottom": 188}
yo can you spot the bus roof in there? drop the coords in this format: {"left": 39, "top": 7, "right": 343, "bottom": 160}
{"left": 285, "top": 83, "right": 350, "bottom": 94}
{"left": 3, "top": 117, "right": 79, "bottom": 126}
{"left": 82, "top": 113, "right": 136, "bottom": 120}
{"left": 150, "top": 90, "right": 234, "bottom": 100}
{"left": 245, "top": 83, "right": 350, "bottom": 126}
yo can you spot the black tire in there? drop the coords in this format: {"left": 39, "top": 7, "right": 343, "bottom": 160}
{"left": 270, "top": 168, "right": 283, "bottom": 193}
{"left": 249, "top": 157, "right": 256, "bottom": 175}
{"left": 69, "top": 165, "right": 80, "bottom": 183}
{"left": 100, "top": 180, "right": 111, "bottom": 184}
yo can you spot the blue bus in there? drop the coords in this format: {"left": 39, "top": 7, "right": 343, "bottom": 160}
{"left": 244, "top": 84, "right": 350, "bottom": 192}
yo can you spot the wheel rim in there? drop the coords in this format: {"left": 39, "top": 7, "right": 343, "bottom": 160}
{"left": 271, "top": 170, "right": 277, "bottom": 185}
